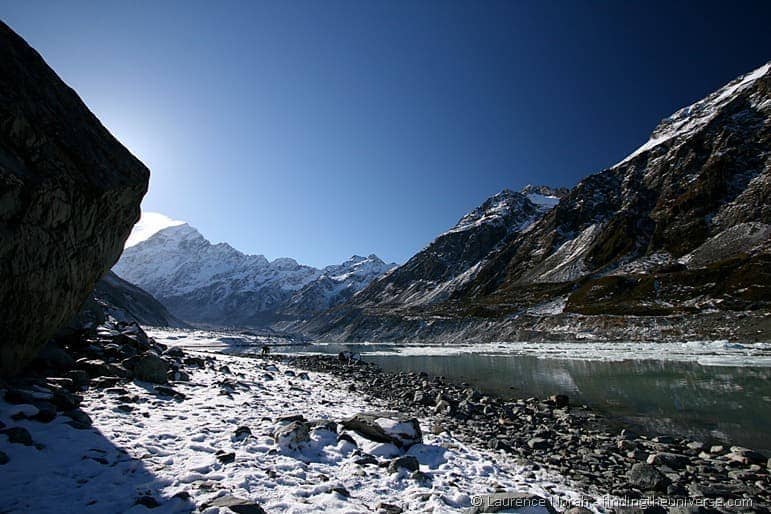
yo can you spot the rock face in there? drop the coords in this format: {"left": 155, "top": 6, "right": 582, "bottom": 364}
{"left": 75, "top": 271, "right": 187, "bottom": 329}
{"left": 0, "top": 22, "right": 149, "bottom": 375}
{"left": 308, "top": 62, "right": 771, "bottom": 343}
{"left": 113, "top": 223, "right": 394, "bottom": 327}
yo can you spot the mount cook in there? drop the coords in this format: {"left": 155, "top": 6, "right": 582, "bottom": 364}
{"left": 113, "top": 222, "right": 396, "bottom": 327}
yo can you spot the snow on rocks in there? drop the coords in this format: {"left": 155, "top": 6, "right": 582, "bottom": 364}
{"left": 340, "top": 413, "right": 422, "bottom": 448}
{"left": 1, "top": 345, "right": 590, "bottom": 513}
{"left": 616, "top": 62, "right": 771, "bottom": 167}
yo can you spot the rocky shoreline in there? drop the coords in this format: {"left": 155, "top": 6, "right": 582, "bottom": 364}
{"left": 276, "top": 353, "right": 771, "bottom": 510}
{"left": 2, "top": 323, "right": 588, "bottom": 513}
{"left": 2, "top": 322, "right": 770, "bottom": 513}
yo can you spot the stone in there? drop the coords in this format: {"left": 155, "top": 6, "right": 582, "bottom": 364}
{"left": 464, "top": 388, "right": 482, "bottom": 402}
{"left": 527, "top": 437, "right": 550, "bottom": 450}
{"left": 646, "top": 452, "right": 689, "bottom": 469}
{"left": 153, "top": 385, "right": 185, "bottom": 400}
{"left": 183, "top": 357, "right": 205, "bottom": 368}
{"left": 274, "top": 421, "right": 310, "bottom": 450}
{"left": 388, "top": 455, "right": 420, "bottom": 473}
{"left": 203, "top": 495, "right": 266, "bottom": 514}
{"left": 45, "top": 377, "right": 75, "bottom": 392}
{"left": 330, "top": 486, "right": 350, "bottom": 497}
{"left": 67, "top": 370, "right": 90, "bottom": 388}
{"left": 51, "top": 389, "right": 81, "bottom": 411}
{"left": 163, "top": 347, "right": 184, "bottom": 358}
{"left": 216, "top": 451, "right": 236, "bottom": 464}
{"left": 410, "top": 470, "right": 431, "bottom": 483}
{"left": 354, "top": 454, "right": 378, "bottom": 466}
{"left": 4, "top": 388, "right": 36, "bottom": 404}
{"left": 0, "top": 22, "right": 149, "bottom": 376}
{"left": 64, "top": 409, "right": 93, "bottom": 429}
{"left": 134, "top": 496, "right": 160, "bottom": 509}
{"left": 133, "top": 354, "right": 169, "bottom": 384}
{"left": 377, "top": 502, "right": 403, "bottom": 514}
{"left": 234, "top": 426, "right": 252, "bottom": 439}
{"left": 33, "top": 341, "right": 75, "bottom": 371}
{"left": 31, "top": 401, "right": 57, "bottom": 423}
{"left": 341, "top": 413, "right": 422, "bottom": 448}
{"left": 412, "top": 391, "right": 432, "bottom": 405}
{"left": 488, "top": 437, "right": 511, "bottom": 451}
{"left": 276, "top": 414, "right": 306, "bottom": 424}
{"left": 548, "top": 394, "right": 569, "bottom": 408}
{"left": 77, "top": 359, "right": 130, "bottom": 379}
{"left": 467, "top": 493, "right": 558, "bottom": 514}
{"left": 0, "top": 427, "right": 33, "bottom": 445}
{"left": 311, "top": 420, "right": 337, "bottom": 433}
{"left": 627, "top": 463, "right": 670, "bottom": 492}
{"left": 726, "top": 447, "right": 766, "bottom": 465}
{"left": 169, "top": 370, "right": 190, "bottom": 382}
{"left": 434, "top": 399, "right": 453, "bottom": 415}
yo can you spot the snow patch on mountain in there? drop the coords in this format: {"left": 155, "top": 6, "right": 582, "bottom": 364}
{"left": 526, "top": 193, "right": 561, "bottom": 209}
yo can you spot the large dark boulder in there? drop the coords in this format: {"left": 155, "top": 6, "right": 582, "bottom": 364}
{"left": 0, "top": 22, "right": 149, "bottom": 375}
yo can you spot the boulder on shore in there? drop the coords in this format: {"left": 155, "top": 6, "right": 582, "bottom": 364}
{"left": 0, "top": 21, "right": 149, "bottom": 376}
{"left": 341, "top": 413, "right": 422, "bottom": 449}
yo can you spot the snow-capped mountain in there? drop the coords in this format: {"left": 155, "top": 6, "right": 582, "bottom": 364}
{"left": 282, "top": 255, "right": 396, "bottom": 315}
{"left": 308, "top": 61, "right": 771, "bottom": 342}
{"left": 335, "top": 186, "right": 566, "bottom": 310}
{"left": 113, "top": 223, "right": 394, "bottom": 326}
{"left": 461, "top": 61, "right": 771, "bottom": 303}
{"left": 124, "top": 212, "right": 185, "bottom": 248}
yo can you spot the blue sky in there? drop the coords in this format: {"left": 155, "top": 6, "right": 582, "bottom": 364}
{"left": 3, "top": 1, "right": 770, "bottom": 267}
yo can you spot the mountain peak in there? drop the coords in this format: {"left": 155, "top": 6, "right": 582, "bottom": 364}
{"left": 125, "top": 212, "right": 186, "bottom": 248}
{"left": 448, "top": 189, "right": 534, "bottom": 235}
{"left": 114, "top": 222, "right": 395, "bottom": 326}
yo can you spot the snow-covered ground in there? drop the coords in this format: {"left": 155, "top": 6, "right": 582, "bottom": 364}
{"left": 148, "top": 327, "right": 300, "bottom": 349}
{"left": 1, "top": 348, "right": 593, "bottom": 514}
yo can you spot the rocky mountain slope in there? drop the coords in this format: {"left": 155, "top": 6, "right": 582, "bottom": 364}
{"left": 308, "top": 62, "right": 771, "bottom": 342}
{"left": 340, "top": 186, "right": 566, "bottom": 310}
{"left": 113, "top": 223, "right": 395, "bottom": 327}
{"left": 74, "top": 272, "right": 187, "bottom": 329}
{"left": 0, "top": 22, "right": 148, "bottom": 375}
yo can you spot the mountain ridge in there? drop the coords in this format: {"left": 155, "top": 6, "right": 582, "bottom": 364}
{"left": 302, "top": 61, "right": 771, "bottom": 343}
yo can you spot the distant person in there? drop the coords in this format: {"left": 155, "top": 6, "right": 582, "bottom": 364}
{"left": 261, "top": 345, "right": 270, "bottom": 356}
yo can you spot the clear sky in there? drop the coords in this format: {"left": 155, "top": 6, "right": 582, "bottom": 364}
{"left": 3, "top": 1, "right": 770, "bottom": 267}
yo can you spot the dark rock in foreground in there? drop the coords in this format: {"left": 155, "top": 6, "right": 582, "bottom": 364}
{"left": 0, "top": 21, "right": 149, "bottom": 375}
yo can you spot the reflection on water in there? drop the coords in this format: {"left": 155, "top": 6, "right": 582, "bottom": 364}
{"left": 251, "top": 342, "right": 771, "bottom": 452}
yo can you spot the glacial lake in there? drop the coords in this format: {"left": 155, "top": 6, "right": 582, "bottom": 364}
{"left": 148, "top": 330, "right": 771, "bottom": 453}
